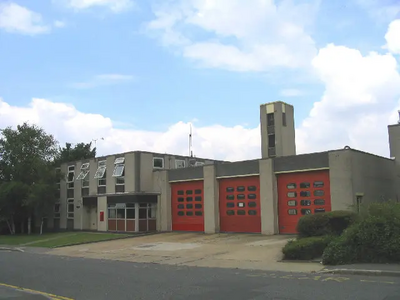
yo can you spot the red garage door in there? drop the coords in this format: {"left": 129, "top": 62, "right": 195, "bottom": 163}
{"left": 277, "top": 170, "right": 331, "bottom": 234}
{"left": 171, "top": 181, "right": 204, "bottom": 232}
{"left": 219, "top": 176, "right": 261, "bottom": 233}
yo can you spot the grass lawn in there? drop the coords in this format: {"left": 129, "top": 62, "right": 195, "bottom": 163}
{"left": 0, "top": 232, "right": 132, "bottom": 248}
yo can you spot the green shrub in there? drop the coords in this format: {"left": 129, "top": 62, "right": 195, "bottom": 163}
{"left": 297, "top": 210, "right": 357, "bottom": 238}
{"left": 322, "top": 202, "right": 400, "bottom": 265}
{"left": 283, "top": 236, "right": 333, "bottom": 260}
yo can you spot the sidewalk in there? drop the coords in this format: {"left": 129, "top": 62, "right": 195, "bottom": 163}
{"left": 320, "top": 263, "right": 400, "bottom": 277}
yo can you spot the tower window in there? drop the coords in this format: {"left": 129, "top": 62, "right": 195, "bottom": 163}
{"left": 282, "top": 112, "right": 287, "bottom": 126}
{"left": 267, "top": 113, "right": 275, "bottom": 126}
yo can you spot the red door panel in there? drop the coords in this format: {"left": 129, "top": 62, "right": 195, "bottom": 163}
{"left": 219, "top": 176, "right": 261, "bottom": 233}
{"left": 277, "top": 170, "right": 331, "bottom": 234}
{"left": 171, "top": 181, "right": 204, "bottom": 232}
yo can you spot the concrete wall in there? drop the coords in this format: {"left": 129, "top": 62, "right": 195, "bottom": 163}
{"left": 274, "top": 152, "right": 329, "bottom": 173}
{"left": 203, "top": 165, "right": 219, "bottom": 233}
{"left": 59, "top": 163, "right": 68, "bottom": 229}
{"left": 259, "top": 159, "right": 278, "bottom": 234}
{"left": 97, "top": 196, "right": 107, "bottom": 231}
{"left": 329, "top": 149, "right": 397, "bottom": 211}
{"left": 152, "top": 170, "right": 171, "bottom": 231}
{"left": 73, "top": 161, "right": 83, "bottom": 230}
{"left": 124, "top": 152, "right": 135, "bottom": 193}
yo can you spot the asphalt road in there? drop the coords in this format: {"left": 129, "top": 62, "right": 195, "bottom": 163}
{"left": 0, "top": 251, "right": 400, "bottom": 300}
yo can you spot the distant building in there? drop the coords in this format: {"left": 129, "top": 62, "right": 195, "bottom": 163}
{"left": 48, "top": 101, "right": 400, "bottom": 235}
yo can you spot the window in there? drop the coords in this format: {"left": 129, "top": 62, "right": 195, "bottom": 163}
{"left": 315, "top": 208, "right": 325, "bottom": 213}
{"left": 267, "top": 113, "right": 275, "bottom": 126}
{"left": 194, "top": 189, "right": 202, "bottom": 194}
{"left": 54, "top": 204, "right": 60, "bottom": 219}
{"left": 301, "top": 209, "right": 312, "bottom": 215}
{"left": 227, "top": 202, "right": 235, "bottom": 208}
{"left": 186, "top": 197, "right": 193, "bottom": 202}
{"left": 67, "top": 199, "right": 74, "bottom": 219}
{"left": 177, "top": 204, "right": 184, "bottom": 209}
{"left": 186, "top": 204, "right": 193, "bottom": 209}
{"left": 126, "top": 209, "right": 135, "bottom": 219}
{"left": 177, "top": 211, "right": 184, "bottom": 216}
{"left": 67, "top": 170, "right": 74, "bottom": 183}
{"left": 237, "top": 194, "right": 245, "bottom": 200}
{"left": 195, "top": 204, "right": 202, "bottom": 209}
{"left": 116, "top": 177, "right": 125, "bottom": 185}
{"left": 226, "top": 187, "right": 234, "bottom": 192}
{"left": 195, "top": 196, "right": 202, "bottom": 202}
{"left": 314, "top": 190, "right": 325, "bottom": 196}
{"left": 313, "top": 181, "right": 324, "bottom": 187}
{"left": 314, "top": 199, "right": 325, "bottom": 205}
{"left": 186, "top": 190, "right": 193, "bottom": 195}
{"left": 249, "top": 210, "right": 257, "bottom": 215}
{"left": 112, "top": 164, "right": 125, "bottom": 177}
{"left": 248, "top": 194, "right": 257, "bottom": 199}
{"left": 300, "top": 200, "right": 311, "bottom": 206}
{"left": 81, "top": 163, "right": 89, "bottom": 170}
{"left": 175, "top": 159, "right": 186, "bottom": 168}
{"left": 226, "top": 195, "right": 234, "bottom": 200}
{"left": 114, "top": 157, "right": 125, "bottom": 165}
{"left": 68, "top": 165, "right": 75, "bottom": 172}
{"left": 94, "top": 160, "right": 106, "bottom": 179}
{"left": 288, "top": 209, "right": 297, "bottom": 215}
{"left": 287, "top": 200, "right": 297, "bottom": 206}
{"left": 82, "top": 175, "right": 90, "bottom": 187}
{"left": 177, "top": 190, "right": 184, "bottom": 195}
{"left": 300, "top": 191, "right": 311, "bottom": 197}
{"left": 237, "top": 210, "right": 246, "bottom": 215}
{"left": 287, "top": 192, "right": 297, "bottom": 198}
{"left": 76, "top": 162, "right": 90, "bottom": 181}
{"left": 153, "top": 157, "right": 164, "bottom": 169}
{"left": 177, "top": 197, "right": 184, "bottom": 202}
{"left": 300, "top": 182, "right": 310, "bottom": 188}
{"left": 227, "top": 210, "right": 235, "bottom": 216}
{"left": 195, "top": 161, "right": 204, "bottom": 166}
{"left": 237, "top": 186, "right": 245, "bottom": 192}
{"left": 268, "top": 134, "right": 276, "bottom": 147}
{"left": 248, "top": 202, "right": 257, "bottom": 207}
{"left": 248, "top": 186, "right": 257, "bottom": 191}
{"left": 186, "top": 211, "right": 193, "bottom": 216}
{"left": 195, "top": 211, "right": 203, "bottom": 216}
{"left": 282, "top": 112, "right": 287, "bottom": 126}
{"left": 237, "top": 202, "right": 245, "bottom": 208}
{"left": 287, "top": 183, "right": 296, "bottom": 189}
{"left": 108, "top": 208, "right": 116, "bottom": 219}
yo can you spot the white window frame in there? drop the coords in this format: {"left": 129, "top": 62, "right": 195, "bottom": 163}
{"left": 116, "top": 176, "right": 125, "bottom": 185}
{"left": 82, "top": 173, "right": 90, "bottom": 187}
{"left": 175, "top": 159, "right": 186, "bottom": 169}
{"left": 76, "top": 169, "right": 89, "bottom": 181}
{"left": 114, "top": 157, "right": 125, "bottom": 165}
{"left": 112, "top": 164, "right": 125, "bottom": 177}
{"left": 81, "top": 163, "right": 90, "bottom": 170}
{"left": 68, "top": 165, "right": 75, "bottom": 172}
{"left": 67, "top": 170, "right": 75, "bottom": 183}
{"left": 98, "top": 160, "right": 107, "bottom": 167}
{"left": 153, "top": 157, "right": 164, "bottom": 169}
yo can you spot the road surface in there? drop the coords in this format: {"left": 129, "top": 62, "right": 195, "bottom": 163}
{"left": 0, "top": 250, "right": 399, "bottom": 300}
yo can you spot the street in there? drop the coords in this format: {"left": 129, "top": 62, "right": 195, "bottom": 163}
{"left": 0, "top": 251, "right": 399, "bottom": 300}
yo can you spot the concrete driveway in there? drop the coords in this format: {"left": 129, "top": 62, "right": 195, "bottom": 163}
{"left": 47, "top": 232, "right": 323, "bottom": 273}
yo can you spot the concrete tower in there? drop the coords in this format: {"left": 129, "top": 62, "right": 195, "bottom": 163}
{"left": 260, "top": 101, "right": 296, "bottom": 159}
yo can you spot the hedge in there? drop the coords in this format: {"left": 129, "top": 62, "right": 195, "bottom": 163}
{"left": 322, "top": 202, "right": 400, "bottom": 265}
{"left": 296, "top": 210, "right": 357, "bottom": 238}
{"left": 282, "top": 236, "right": 333, "bottom": 260}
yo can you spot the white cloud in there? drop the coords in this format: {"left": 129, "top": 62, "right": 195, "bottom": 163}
{"left": 70, "top": 74, "right": 135, "bottom": 89}
{"left": 385, "top": 19, "right": 400, "bottom": 55}
{"left": 280, "top": 89, "right": 303, "bottom": 97}
{"left": 296, "top": 44, "right": 400, "bottom": 156}
{"left": 58, "top": 0, "right": 134, "bottom": 12}
{"left": 146, "top": 0, "right": 319, "bottom": 72}
{"left": 0, "top": 98, "right": 261, "bottom": 161}
{"left": 0, "top": 2, "right": 50, "bottom": 35}
{"left": 54, "top": 20, "right": 66, "bottom": 28}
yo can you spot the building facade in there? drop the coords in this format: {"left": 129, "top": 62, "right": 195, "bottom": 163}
{"left": 48, "top": 101, "right": 400, "bottom": 235}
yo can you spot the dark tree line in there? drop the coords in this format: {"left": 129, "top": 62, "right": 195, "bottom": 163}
{"left": 0, "top": 122, "right": 96, "bottom": 235}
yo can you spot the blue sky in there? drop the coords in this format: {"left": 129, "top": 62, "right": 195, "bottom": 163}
{"left": 0, "top": 0, "right": 400, "bottom": 160}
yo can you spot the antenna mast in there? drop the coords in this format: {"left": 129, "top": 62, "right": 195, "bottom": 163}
{"left": 189, "top": 124, "right": 193, "bottom": 157}
{"left": 398, "top": 110, "right": 400, "bottom": 124}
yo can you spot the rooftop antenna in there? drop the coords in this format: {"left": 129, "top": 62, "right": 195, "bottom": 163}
{"left": 189, "top": 124, "right": 193, "bottom": 157}
{"left": 398, "top": 110, "right": 400, "bottom": 124}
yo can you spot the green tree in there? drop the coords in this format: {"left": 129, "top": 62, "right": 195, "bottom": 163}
{"left": 56, "top": 142, "right": 96, "bottom": 164}
{"left": 0, "top": 122, "right": 60, "bottom": 234}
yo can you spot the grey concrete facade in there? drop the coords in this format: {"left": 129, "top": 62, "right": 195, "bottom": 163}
{"left": 48, "top": 101, "right": 400, "bottom": 236}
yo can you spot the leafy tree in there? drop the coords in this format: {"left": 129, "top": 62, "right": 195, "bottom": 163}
{"left": 56, "top": 142, "right": 96, "bottom": 164}
{"left": 0, "top": 122, "right": 60, "bottom": 234}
